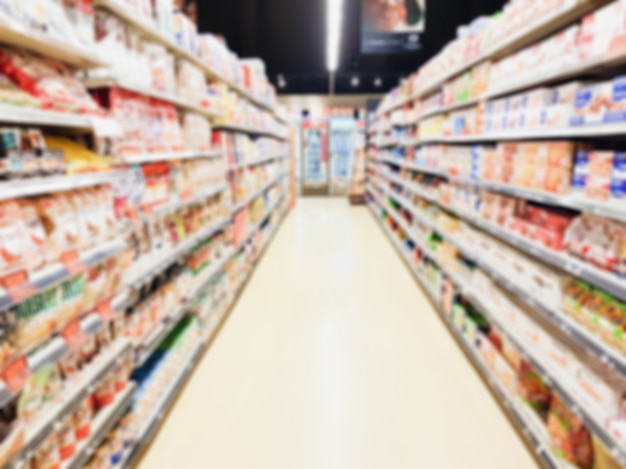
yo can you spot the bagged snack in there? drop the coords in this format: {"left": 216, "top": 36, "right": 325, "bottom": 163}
{"left": 0, "top": 48, "right": 100, "bottom": 113}
{"left": 35, "top": 194, "right": 81, "bottom": 263}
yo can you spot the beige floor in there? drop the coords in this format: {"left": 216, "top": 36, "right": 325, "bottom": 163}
{"left": 138, "top": 198, "right": 537, "bottom": 469}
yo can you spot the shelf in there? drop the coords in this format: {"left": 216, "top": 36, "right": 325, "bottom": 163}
{"left": 125, "top": 341, "right": 205, "bottom": 466}
{"left": 92, "top": 0, "right": 279, "bottom": 117}
{"left": 0, "top": 293, "right": 129, "bottom": 409}
{"left": 0, "top": 171, "right": 123, "bottom": 201}
{"left": 123, "top": 217, "right": 231, "bottom": 289}
{"left": 150, "top": 184, "right": 228, "bottom": 219}
{"left": 239, "top": 195, "right": 285, "bottom": 247}
{"left": 375, "top": 180, "right": 626, "bottom": 371}
{"left": 121, "top": 206, "right": 289, "bottom": 469}
{"left": 120, "top": 150, "right": 224, "bottom": 165}
{"left": 417, "top": 97, "right": 483, "bottom": 121}
{"left": 370, "top": 198, "right": 626, "bottom": 466}
{"left": 232, "top": 172, "right": 286, "bottom": 213}
{"left": 62, "top": 382, "right": 137, "bottom": 469}
{"left": 0, "top": 21, "right": 106, "bottom": 69}
{"left": 83, "top": 77, "right": 223, "bottom": 119}
{"left": 5, "top": 340, "right": 132, "bottom": 469}
{"left": 0, "top": 105, "right": 93, "bottom": 128}
{"left": 375, "top": 0, "right": 603, "bottom": 116}
{"left": 375, "top": 168, "right": 626, "bottom": 300}
{"left": 369, "top": 200, "right": 575, "bottom": 469}
{"left": 213, "top": 123, "right": 288, "bottom": 140}
{"left": 135, "top": 247, "right": 237, "bottom": 367}
{"left": 374, "top": 157, "right": 626, "bottom": 224}
{"left": 229, "top": 153, "right": 287, "bottom": 170}
{"left": 0, "top": 237, "right": 127, "bottom": 312}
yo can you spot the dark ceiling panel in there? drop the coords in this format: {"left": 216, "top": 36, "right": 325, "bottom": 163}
{"left": 197, "top": 0, "right": 507, "bottom": 94}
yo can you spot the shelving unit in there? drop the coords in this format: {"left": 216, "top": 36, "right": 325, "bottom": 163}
{"left": 368, "top": 200, "right": 571, "bottom": 469}
{"left": 0, "top": 2, "right": 293, "bottom": 467}
{"left": 369, "top": 1, "right": 626, "bottom": 467}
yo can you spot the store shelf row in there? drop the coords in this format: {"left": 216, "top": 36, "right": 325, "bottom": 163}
{"left": 0, "top": 171, "right": 123, "bottom": 202}
{"left": 120, "top": 149, "right": 225, "bottom": 165}
{"left": 369, "top": 166, "right": 626, "bottom": 301}
{"left": 367, "top": 200, "right": 573, "bottom": 469}
{"left": 134, "top": 247, "right": 237, "bottom": 368}
{"left": 375, "top": 0, "right": 606, "bottom": 116}
{"left": 213, "top": 123, "right": 288, "bottom": 141}
{"left": 123, "top": 217, "right": 232, "bottom": 290}
{"left": 229, "top": 153, "right": 287, "bottom": 170}
{"left": 0, "top": 18, "right": 106, "bottom": 70}
{"left": 5, "top": 339, "right": 133, "bottom": 469}
{"left": 120, "top": 203, "right": 289, "bottom": 469}
{"left": 82, "top": 77, "right": 223, "bottom": 120}
{"left": 232, "top": 172, "right": 287, "bottom": 213}
{"left": 372, "top": 178, "right": 626, "bottom": 374}
{"left": 92, "top": 0, "right": 278, "bottom": 115}
{"left": 149, "top": 183, "right": 229, "bottom": 220}
{"left": 63, "top": 383, "right": 136, "bottom": 469}
{"left": 239, "top": 196, "right": 286, "bottom": 247}
{"left": 0, "top": 292, "right": 130, "bottom": 410}
{"left": 0, "top": 237, "right": 128, "bottom": 312}
{"left": 371, "top": 155, "right": 626, "bottom": 224}
{"left": 368, "top": 195, "right": 626, "bottom": 465}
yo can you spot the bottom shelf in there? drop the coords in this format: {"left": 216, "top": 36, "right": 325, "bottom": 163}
{"left": 367, "top": 201, "right": 574, "bottom": 469}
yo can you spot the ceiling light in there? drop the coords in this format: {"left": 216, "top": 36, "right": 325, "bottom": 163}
{"left": 351, "top": 76, "right": 360, "bottom": 87}
{"left": 326, "top": 0, "right": 344, "bottom": 72}
{"left": 374, "top": 77, "right": 382, "bottom": 87}
{"left": 278, "top": 80, "right": 287, "bottom": 88}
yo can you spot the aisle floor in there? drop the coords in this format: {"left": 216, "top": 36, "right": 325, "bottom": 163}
{"left": 138, "top": 198, "right": 537, "bottom": 469}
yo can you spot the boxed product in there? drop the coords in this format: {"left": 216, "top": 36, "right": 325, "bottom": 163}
{"left": 572, "top": 76, "right": 626, "bottom": 126}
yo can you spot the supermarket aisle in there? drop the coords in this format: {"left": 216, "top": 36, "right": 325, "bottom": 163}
{"left": 138, "top": 198, "right": 536, "bottom": 469}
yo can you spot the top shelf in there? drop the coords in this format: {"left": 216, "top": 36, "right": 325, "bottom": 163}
{"left": 0, "top": 18, "right": 106, "bottom": 69}
{"left": 377, "top": 0, "right": 604, "bottom": 116}
{"left": 93, "top": 0, "right": 278, "bottom": 116}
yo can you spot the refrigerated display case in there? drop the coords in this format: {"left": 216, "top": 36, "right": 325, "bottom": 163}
{"left": 329, "top": 117, "right": 356, "bottom": 196}
{"left": 302, "top": 120, "right": 328, "bottom": 195}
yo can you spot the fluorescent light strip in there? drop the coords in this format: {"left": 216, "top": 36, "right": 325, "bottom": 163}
{"left": 326, "top": 0, "right": 344, "bottom": 72}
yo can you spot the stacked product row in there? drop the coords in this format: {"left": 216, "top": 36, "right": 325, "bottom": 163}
{"left": 368, "top": 186, "right": 624, "bottom": 469}
{"left": 371, "top": 0, "right": 626, "bottom": 467}
{"left": 0, "top": 0, "right": 293, "bottom": 468}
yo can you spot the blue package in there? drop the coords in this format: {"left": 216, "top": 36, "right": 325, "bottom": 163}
{"left": 572, "top": 151, "right": 589, "bottom": 192}
{"left": 611, "top": 152, "right": 626, "bottom": 199}
{"left": 605, "top": 76, "right": 626, "bottom": 123}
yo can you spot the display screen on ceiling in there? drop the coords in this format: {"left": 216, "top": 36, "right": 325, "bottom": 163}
{"left": 361, "top": 0, "right": 426, "bottom": 54}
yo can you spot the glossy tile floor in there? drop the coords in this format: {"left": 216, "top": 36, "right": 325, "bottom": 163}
{"left": 138, "top": 198, "right": 537, "bottom": 469}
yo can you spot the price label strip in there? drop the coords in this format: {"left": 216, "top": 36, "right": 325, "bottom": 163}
{"left": 1, "top": 356, "right": 32, "bottom": 395}
{"left": 97, "top": 300, "right": 117, "bottom": 322}
{"left": 61, "top": 319, "right": 87, "bottom": 350}
{"left": 61, "top": 249, "right": 87, "bottom": 276}
{"left": 0, "top": 270, "right": 36, "bottom": 303}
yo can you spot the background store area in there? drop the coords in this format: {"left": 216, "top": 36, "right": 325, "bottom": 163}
{"left": 3, "top": 0, "right": 626, "bottom": 469}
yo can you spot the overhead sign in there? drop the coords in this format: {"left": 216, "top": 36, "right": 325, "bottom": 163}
{"left": 361, "top": 0, "right": 425, "bottom": 54}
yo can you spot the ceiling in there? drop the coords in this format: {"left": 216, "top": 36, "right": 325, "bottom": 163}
{"left": 197, "top": 0, "right": 506, "bottom": 95}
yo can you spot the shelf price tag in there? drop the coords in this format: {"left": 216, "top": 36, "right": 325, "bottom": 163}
{"left": 1, "top": 356, "right": 32, "bottom": 395}
{"left": 62, "top": 320, "right": 87, "bottom": 349}
{"left": 0, "top": 270, "right": 34, "bottom": 303}
{"left": 61, "top": 249, "right": 87, "bottom": 275}
{"left": 96, "top": 300, "right": 116, "bottom": 322}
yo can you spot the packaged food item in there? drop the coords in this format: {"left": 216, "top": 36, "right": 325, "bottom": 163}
{"left": 547, "top": 395, "right": 594, "bottom": 467}
{"left": 0, "top": 48, "right": 100, "bottom": 113}
{"left": 516, "top": 361, "right": 552, "bottom": 415}
{"left": 94, "top": 376, "right": 115, "bottom": 409}
{"left": 57, "top": 416, "right": 76, "bottom": 461}
{"left": 73, "top": 397, "right": 93, "bottom": 441}
{"left": 0, "top": 201, "right": 29, "bottom": 277}
{"left": 33, "top": 433, "right": 61, "bottom": 469}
